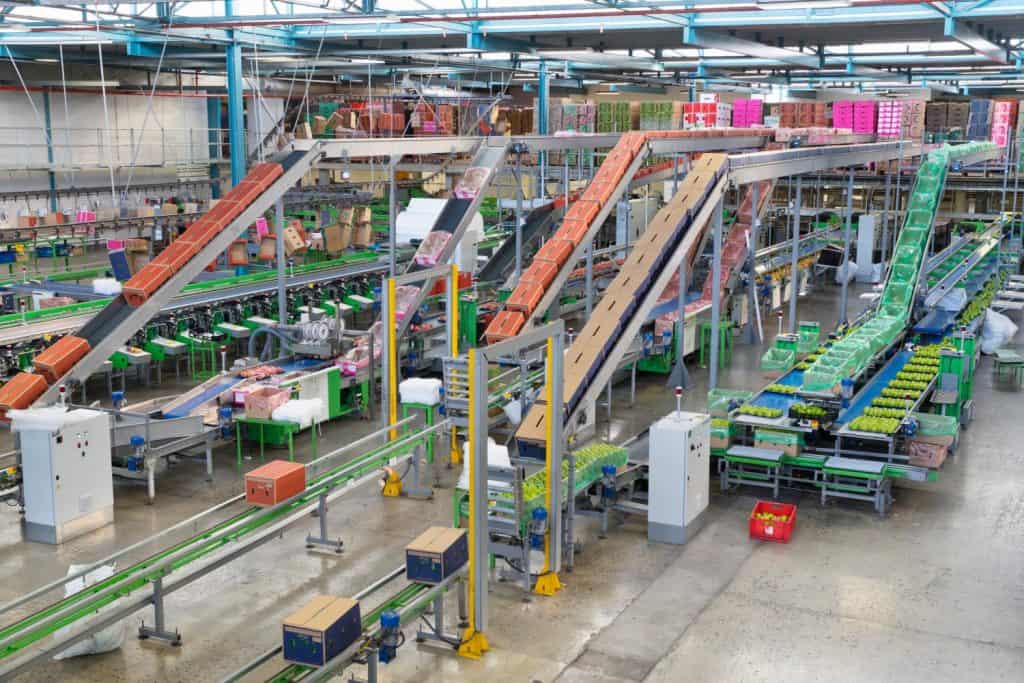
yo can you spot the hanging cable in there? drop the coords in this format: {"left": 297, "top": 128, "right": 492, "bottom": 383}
{"left": 120, "top": 11, "right": 174, "bottom": 201}
{"left": 5, "top": 51, "right": 54, "bottom": 169}
{"left": 292, "top": 23, "right": 328, "bottom": 134}
{"left": 94, "top": 13, "right": 117, "bottom": 207}
{"left": 58, "top": 46, "right": 74, "bottom": 189}
{"left": 252, "top": 36, "right": 264, "bottom": 162}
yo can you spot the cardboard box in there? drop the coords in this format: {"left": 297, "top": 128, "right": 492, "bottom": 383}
{"left": 405, "top": 527, "right": 468, "bottom": 584}
{"left": 282, "top": 596, "right": 361, "bottom": 667}
{"left": 282, "top": 225, "right": 307, "bottom": 256}
{"left": 245, "top": 459, "right": 306, "bottom": 507}
{"left": 295, "top": 122, "right": 313, "bottom": 139}
{"left": 228, "top": 240, "right": 248, "bottom": 266}
{"left": 125, "top": 238, "right": 150, "bottom": 253}
{"left": 258, "top": 235, "right": 277, "bottom": 261}
{"left": 311, "top": 115, "right": 328, "bottom": 136}
{"left": 244, "top": 386, "right": 291, "bottom": 420}
{"left": 127, "top": 252, "right": 150, "bottom": 274}
{"left": 352, "top": 222, "right": 372, "bottom": 249}
{"left": 323, "top": 223, "right": 352, "bottom": 254}
{"left": 17, "top": 214, "right": 37, "bottom": 229}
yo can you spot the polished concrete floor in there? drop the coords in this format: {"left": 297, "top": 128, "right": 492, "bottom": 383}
{"left": 1, "top": 277, "right": 1022, "bottom": 682}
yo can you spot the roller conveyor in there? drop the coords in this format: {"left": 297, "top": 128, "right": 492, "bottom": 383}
{"left": 516, "top": 153, "right": 730, "bottom": 448}
{"left": 23, "top": 146, "right": 326, "bottom": 407}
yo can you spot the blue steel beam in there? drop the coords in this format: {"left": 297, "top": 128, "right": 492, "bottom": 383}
{"left": 225, "top": 0, "right": 246, "bottom": 186}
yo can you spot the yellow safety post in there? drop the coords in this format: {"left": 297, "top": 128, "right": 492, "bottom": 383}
{"left": 387, "top": 277, "right": 398, "bottom": 441}
{"left": 533, "top": 337, "right": 564, "bottom": 597}
{"left": 458, "top": 350, "right": 490, "bottom": 660}
{"left": 449, "top": 264, "right": 461, "bottom": 466}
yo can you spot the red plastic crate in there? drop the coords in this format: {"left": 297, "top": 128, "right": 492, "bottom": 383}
{"left": 0, "top": 372, "right": 48, "bottom": 414}
{"left": 152, "top": 240, "right": 198, "bottom": 271}
{"left": 123, "top": 263, "right": 173, "bottom": 307}
{"left": 749, "top": 501, "right": 797, "bottom": 543}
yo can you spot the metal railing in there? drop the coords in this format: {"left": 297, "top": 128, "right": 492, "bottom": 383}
{"left": 0, "top": 126, "right": 243, "bottom": 171}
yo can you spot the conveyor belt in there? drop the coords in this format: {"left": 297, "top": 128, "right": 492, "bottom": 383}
{"left": 516, "top": 153, "right": 730, "bottom": 449}
{"left": 0, "top": 422, "right": 436, "bottom": 678}
{"left": 27, "top": 146, "right": 326, "bottom": 406}
{"left": 476, "top": 199, "right": 562, "bottom": 283}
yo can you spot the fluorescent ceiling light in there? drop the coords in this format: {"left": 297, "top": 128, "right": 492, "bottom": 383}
{"left": 758, "top": 0, "right": 852, "bottom": 8}
{"left": 1, "top": 38, "right": 112, "bottom": 46}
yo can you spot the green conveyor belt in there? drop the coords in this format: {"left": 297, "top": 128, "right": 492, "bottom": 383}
{"left": 0, "top": 251, "right": 379, "bottom": 331}
{"left": 269, "top": 582, "right": 431, "bottom": 682}
{"left": 0, "top": 429, "right": 428, "bottom": 662}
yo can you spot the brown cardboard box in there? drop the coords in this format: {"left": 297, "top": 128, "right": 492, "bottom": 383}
{"left": 161, "top": 202, "right": 179, "bottom": 216}
{"left": 339, "top": 207, "right": 355, "bottom": 226}
{"left": 352, "top": 222, "right": 372, "bottom": 248}
{"left": 311, "top": 115, "right": 328, "bottom": 136}
{"left": 127, "top": 252, "right": 150, "bottom": 274}
{"left": 282, "top": 225, "right": 307, "bottom": 256}
{"left": 42, "top": 212, "right": 65, "bottom": 226}
{"left": 136, "top": 205, "right": 155, "bottom": 218}
{"left": 258, "top": 235, "right": 277, "bottom": 261}
{"left": 183, "top": 202, "right": 200, "bottom": 214}
{"left": 16, "top": 214, "right": 37, "bottom": 229}
{"left": 295, "top": 122, "right": 313, "bottom": 139}
{"left": 125, "top": 238, "right": 150, "bottom": 253}
{"left": 228, "top": 240, "right": 248, "bottom": 266}
{"left": 323, "top": 223, "right": 351, "bottom": 254}
{"left": 357, "top": 207, "right": 372, "bottom": 225}
{"left": 95, "top": 208, "right": 117, "bottom": 222}
{"left": 327, "top": 111, "right": 348, "bottom": 131}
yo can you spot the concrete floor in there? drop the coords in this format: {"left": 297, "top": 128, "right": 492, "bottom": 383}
{"left": 1, "top": 276, "right": 1023, "bottom": 682}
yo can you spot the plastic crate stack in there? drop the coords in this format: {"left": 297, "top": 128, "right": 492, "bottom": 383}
{"left": 991, "top": 100, "right": 1018, "bottom": 149}
{"left": 123, "top": 162, "right": 285, "bottom": 307}
{"left": 731, "top": 99, "right": 764, "bottom": 128}
{"left": 852, "top": 101, "right": 877, "bottom": 134}
{"left": 799, "top": 142, "right": 995, "bottom": 392}
{"left": 877, "top": 101, "right": 905, "bottom": 138}
{"left": 832, "top": 101, "right": 854, "bottom": 131}
{"left": 967, "top": 99, "right": 992, "bottom": 141}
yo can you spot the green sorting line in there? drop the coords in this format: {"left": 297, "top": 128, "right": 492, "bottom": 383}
{"left": 269, "top": 583, "right": 432, "bottom": 683}
{"left": 0, "top": 430, "right": 428, "bottom": 663}
{"left": 0, "top": 251, "right": 380, "bottom": 331}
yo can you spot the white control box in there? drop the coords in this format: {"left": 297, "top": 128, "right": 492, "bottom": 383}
{"left": 18, "top": 409, "right": 114, "bottom": 544}
{"left": 648, "top": 410, "right": 711, "bottom": 545}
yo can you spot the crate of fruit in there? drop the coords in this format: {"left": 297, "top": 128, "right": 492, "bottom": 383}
{"left": 749, "top": 500, "right": 797, "bottom": 543}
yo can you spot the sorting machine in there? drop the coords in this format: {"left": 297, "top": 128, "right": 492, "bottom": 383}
{"left": 718, "top": 142, "right": 1006, "bottom": 514}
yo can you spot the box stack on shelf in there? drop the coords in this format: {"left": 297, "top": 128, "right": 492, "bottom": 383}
{"left": 731, "top": 99, "right": 763, "bottom": 128}
{"left": 778, "top": 102, "right": 797, "bottom": 128}
{"left": 597, "top": 101, "right": 633, "bottom": 133}
{"left": 877, "top": 101, "right": 904, "bottom": 138}
{"left": 833, "top": 101, "right": 854, "bottom": 131}
{"left": 947, "top": 101, "right": 970, "bottom": 133}
{"left": 990, "top": 100, "right": 1018, "bottom": 149}
{"left": 797, "top": 102, "right": 816, "bottom": 127}
{"left": 638, "top": 101, "right": 674, "bottom": 130}
{"left": 904, "top": 99, "right": 926, "bottom": 140}
{"left": 853, "top": 101, "right": 877, "bottom": 134}
{"left": 926, "top": 102, "right": 947, "bottom": 134}
{"left": 812, "top": 102, "right": 830, "bottom": 127}
{"left": 968, "top": 99, "right": 992, "bottom": 141}
{"left": 682, "top": 101, "right": 719, "bottom": 128}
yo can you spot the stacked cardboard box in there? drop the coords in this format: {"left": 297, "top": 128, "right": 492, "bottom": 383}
{"left": 947, "top": 101, "right": 970, "bottom": 130}
{"left": 732, "top": 99, "right": 763, "bottom": 128}
{"left": 925, "top": 102, "right": 947, "bottom": 132}
{"left": 778, "top": 102, "right": 797, "bottom": 128}
{"left": 796, "top": 102, "right": 816, "bottom": 127}
{"left": 813, "top": 102, "right": 830, "bottom": 127}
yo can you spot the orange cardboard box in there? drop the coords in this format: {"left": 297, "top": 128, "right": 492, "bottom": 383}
{"left": 245, "top": 460, "right": 306, "bottom": 507}
{"left": 32, "top": 336, "right": 91, "bottom": 384}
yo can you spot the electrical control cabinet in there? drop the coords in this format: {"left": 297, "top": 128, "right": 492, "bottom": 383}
{"left": 18, "top": 409, "right": 113, "bottom": 544}
{"left": 648, "top": 410, "right": 711, "bottom": 545}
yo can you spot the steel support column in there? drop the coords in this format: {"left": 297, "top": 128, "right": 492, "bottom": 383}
{"left": 840, "top": 169, "right": 855, "bottom": 325}
{"left": 881, "top": 171, "right": 891, "bottom": 265}
{"left": 742, "top": 180, "right": 761, "bottom": 345}
{"left": 709, "top": 197, "right": 724, "bottom": 390}
{"left": 275, "top": 199, "right": 286, "bottom": 324}
{"left": 207, "top": 97, "right": 222, "bottom": 198}
{"left": 788, "top": 176, "right": 801, "bottom": 334}
{"left": 225, "top": 0, "right": 245, "bottom": 186}
{"left": 42, "top": 90, "right": 57, "bottom": 212}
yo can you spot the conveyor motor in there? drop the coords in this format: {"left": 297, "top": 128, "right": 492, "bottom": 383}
{"left": 378, "top": 610, "right": 402, "bottom": 664}
{"left": 128, "top": 435, "right": 146, "bottom": 472}
{"left": 528, "top": 507, "right": 548, "bottom": 550}
{"left": 218, "top": 406, "right": 234, "bottom": 439}
{"left": 600, "top": 464, "right": 618, "bottom": 506}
